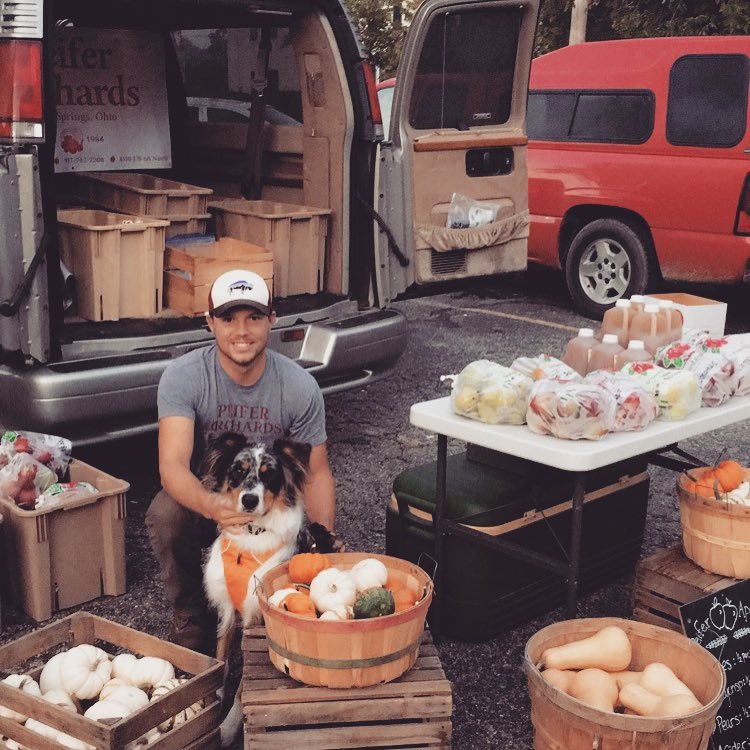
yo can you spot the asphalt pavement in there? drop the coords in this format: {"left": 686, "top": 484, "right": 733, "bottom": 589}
{"left": 1, "top": 267, "right": 749, "bottom": 749}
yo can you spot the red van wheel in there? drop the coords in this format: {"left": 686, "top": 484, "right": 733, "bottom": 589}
{"left": 564, "top": 218, "right": 653, "bottom": 319}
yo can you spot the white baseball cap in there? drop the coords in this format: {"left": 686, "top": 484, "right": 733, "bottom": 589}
{"left": 208, "top": 269, "right": 271, "bottom": 317}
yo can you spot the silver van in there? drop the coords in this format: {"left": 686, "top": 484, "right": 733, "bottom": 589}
{"left": 0, "top": 0, "right": 539, "bottom": 445}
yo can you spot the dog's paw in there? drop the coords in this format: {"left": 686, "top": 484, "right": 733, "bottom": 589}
{"left": 301, "top": 522, "right": 345, "bottom": 554}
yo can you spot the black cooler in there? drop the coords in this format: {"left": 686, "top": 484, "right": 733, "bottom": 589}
{"left": 385, "top": 445, "right": 650, "bottom": 642}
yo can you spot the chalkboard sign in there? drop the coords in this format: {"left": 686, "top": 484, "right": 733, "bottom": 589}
{"left": 680, "top": 578, "right": 750, "bottom": 750}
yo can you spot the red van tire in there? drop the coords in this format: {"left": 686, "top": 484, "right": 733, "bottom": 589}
{"left": 564, "top": 218, "right": 653, "bottom": 319}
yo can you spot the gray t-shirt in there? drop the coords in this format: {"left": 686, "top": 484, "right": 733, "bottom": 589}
{"left": 158, "top": 345, "right": 326, "bottom": 466}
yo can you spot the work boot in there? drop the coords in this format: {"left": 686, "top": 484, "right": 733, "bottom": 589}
{"left": 168, "top": 610, "right": 217, "bottom": 656}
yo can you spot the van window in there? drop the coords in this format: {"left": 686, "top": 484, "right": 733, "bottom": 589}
{"left": 527, "top": 90, "right": 654, "bottom": 143}
{"left": 667, "top": 54, "right": 749, "bottom": 148}
{"left": 409, "top": 7, "right": 521, "bottom": 130}
{"left": 172, "top": 27, "right": 303, "bottom": 124}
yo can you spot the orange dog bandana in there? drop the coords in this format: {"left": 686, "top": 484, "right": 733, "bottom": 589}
{"left": 221, "top": 539, "right": 281, "bottom": 613}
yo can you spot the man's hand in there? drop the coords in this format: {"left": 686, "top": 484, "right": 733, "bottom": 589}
{"left": 205, "top": 493, "right": 251, "bottom": 532}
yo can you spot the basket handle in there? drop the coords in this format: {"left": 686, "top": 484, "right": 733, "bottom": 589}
{"left": 417, "top": 552, "right": 438, "bottom": 600}
{"left": 252, "top": 575, "right": 268, "bottom": 605}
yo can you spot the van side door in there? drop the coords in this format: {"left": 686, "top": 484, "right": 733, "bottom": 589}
{"left": 377, "top": 0, "right": 540, "bottom": 300}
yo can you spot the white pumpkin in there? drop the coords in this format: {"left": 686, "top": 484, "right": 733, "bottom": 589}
{"left": 309, "top": 568, "right": 357, "bottom": 613}
{"left": 83, "top": 698, "right": 132, "bottom": 722}
{"left": 318, "top": 604, "right": 351, "bottom": 621}
{"left": 0, "top": 674, "right": 42, "bottom": 723}
{"left": 42, "top": 689, "right": 79, "bottom": 712}
{"left": 350, "top": 558, "right": 388, "bottom": 593}
{"left": 99, "top": 677, "right": 131, "bottom": 700}
{"left": 24, "top": 717, "right": 59, "bottom": 740}
{"left": 61, "top": 645, "right": 112, "bottom": 700}
{"left": 124, "top": 727, "right": 162, "bottom": 749}
{"left": 1, "top": 736, "right": 22, "bottom": 750}
{"left": 111, "top": 653, "right": 138, "bottom": 684}
{"left": 100, "top": 686, "right": 149, "bottom": 713}
{"left": 268, "top": 587, "right": 298, "bottom": 608}
{"left": 150, "top": 678, "right": 203, "bottom": 732}
{"left": 56, "top": 732, "right": 95, "bottom": 750}
{"left": 131, "top": 657, "right": 175, "bottom": 690}
{"left": 39, "top": 651, "right": 68, "bottom": 694}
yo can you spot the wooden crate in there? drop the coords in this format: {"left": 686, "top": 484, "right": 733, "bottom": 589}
{"left": 242, "top": 627, "right": 452, "bottom": 749}
{"left": 0, "top": 612, "right": 223, "bottom": 750}
{"left": 632, "top": 545, "right": 737, "bottom": 632}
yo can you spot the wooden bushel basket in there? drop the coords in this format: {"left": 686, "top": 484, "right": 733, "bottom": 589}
{"left": 257, "top": 552, "right": 433, "bottom": 688}
{"left": 523, "top": 617, "right": 725, "bottom": 750}
{"left": 677, "top": 468, "right": 750, "bottom": 579}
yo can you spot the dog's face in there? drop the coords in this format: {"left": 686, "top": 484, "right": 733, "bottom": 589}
{"left": 199, "top": 432, "right": 311, "bottom": 517}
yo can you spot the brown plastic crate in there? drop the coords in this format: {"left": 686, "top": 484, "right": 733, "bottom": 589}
{"left": 68, "top": 172, "right": 213, "bottom": 217}
{"left": 163, "top": 214, "right": 212, "bottom": 239}
{"left": 0, "top": 612, "right": 222, "bottom": 749}
{"left": 57, "top": 209, "right": 169, "bottom": 321}
{"left": 210, "top": 199, "right": 329, "bottom": 297}
{"left": 0, "top": 459, "right": 129, "bottom": 622}
{"left": 164, "top": 237, "right": 273, "bottom": 316}
{"left": 242, "top": 627, "right": 452, "bottom": 749}
{"left": 631, "top": 545, "right": 736, "bottom": 632}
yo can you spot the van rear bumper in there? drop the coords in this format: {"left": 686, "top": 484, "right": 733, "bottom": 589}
{"left": 0, "top": 308, "right": 408, "bottom": 446}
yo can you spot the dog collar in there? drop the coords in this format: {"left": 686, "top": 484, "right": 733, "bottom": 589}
{"left": 248, "top": 525, "right": 267, "bottom": 536}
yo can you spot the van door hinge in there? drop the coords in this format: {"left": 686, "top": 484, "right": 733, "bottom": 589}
{"left": 0, "top": 232, "right": 48, "bottom": 317}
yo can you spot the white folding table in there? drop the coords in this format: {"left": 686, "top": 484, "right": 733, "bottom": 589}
{"left": 409, "top": 395, "right": 750, "bottom": 637}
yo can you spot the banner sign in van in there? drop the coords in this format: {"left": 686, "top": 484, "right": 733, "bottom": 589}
{"left": 53, "top": 29, "right": 172, "bottom": 173}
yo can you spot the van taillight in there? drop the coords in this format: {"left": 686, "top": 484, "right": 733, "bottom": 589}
{"left": 358, "top": 61, "right": 383, "bottom": 127}
{"left": 737, "top": 174, "right": 750, "bottom": 235}
{"left": 0, "top": 39, "right": 43, "bottom": 142}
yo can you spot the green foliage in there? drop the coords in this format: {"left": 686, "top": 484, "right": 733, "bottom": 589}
{"left": 535, "top": 0, "right": 750, "bottom": 58}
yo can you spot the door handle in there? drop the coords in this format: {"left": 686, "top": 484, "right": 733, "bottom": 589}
{"left": 465, "top": 147, "right": 513, "bottom": 177}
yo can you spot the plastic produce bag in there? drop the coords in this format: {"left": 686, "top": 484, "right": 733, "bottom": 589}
{"left": 584, "top": 371, "right": 658, "bottom": 432}
{"left": 511, "top": 354, "right": 581, "bottom": 382}
{"left": 447, "top": 359, "right": 533, "bottom": 425}
{"left": 0, "top": 429, "right": 72, "bottom": 479}
{"left": 0, "top": 453, "right": 58, "bottom": 509}
{"left": 446, "top": 193, "right": 500, "bottom": 229}
{"left": 526, "top": 380, "right": 617, "bottom": 440}
{"left": 36, "top": 480, "right": 98, "bottom": 510}
{"left": 620, "top": 362, "right": 701, "bottom": 420}
{"left": 698, "top": 334, "right": 750, "bottom": 397}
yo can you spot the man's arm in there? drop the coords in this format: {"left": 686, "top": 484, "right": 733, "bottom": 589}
{"left": 158, "top": 415, "right": 250, "bottom": 529}
{"left": 303, "top": 442, "right": 336, "bottom": 532}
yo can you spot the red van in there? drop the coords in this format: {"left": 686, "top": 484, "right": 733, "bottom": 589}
{"left": 526, "top": 37, "right": 750, "bottom": 318}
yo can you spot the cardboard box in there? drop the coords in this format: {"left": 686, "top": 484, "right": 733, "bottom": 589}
{"left": 209, "top": 199, "right": 329, "bottom": 296}
{"left": 57, "top": 209, "right": 169, "bottom": 321}
{"left": 644, "top": 292, "right": 727, "bottom": 336}
{"left": 0, "top": 459, "right": 129, "bottom": 622}
{"left": 164, "top": 236, "right": 273, "bottom": 316}
{"left": 0, "top": 612, "right": 222, "bottom": 749}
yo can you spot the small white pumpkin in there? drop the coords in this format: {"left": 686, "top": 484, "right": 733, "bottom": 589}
{"left": 24, "top": 717, "right": 59, "bottom": 740}
{"left": 56, "top": 732, "right": 95, "bottom": 750}
{"left": 150, "top": 678, "right": 203, "bottom": 732}
{"left": 0, "top": 674, "right": 42, "bottom": 723}
{"left": 131, "top": 657, "right": 175, "bottom": 690}
{"left": 100, "top": 686, "right": 149, "bottom": 713}
{"left": 124, "top": 727, "right": 162, "bottom": 749}
{"left": 61, "top": 645, "right": 113, "bottom": 700}
{"left": 268, "top": 587, "right": 298, "bottom": 608}
{"left": 1, "top": 736, "right": 22, "bottom": 750}
{"left": 42, "top": 689, "right": 79, "bottom": 712}
{"left": 318, "top": 604, "right": 351, "bottom": 621}
{"left": 39, "top": 651, "right": 68, "bottom": 694}
{"left": 309, "top": 568, "right": 357, "bottom": 613}
{"left": 350, "top": 558, "right": 388, "bottom": 593}
{"left": 83, "top": 698, "right": 132, "bottom": 722}
{"left": 111, "top": 653, "right": 138, "bottom": 684}
{"left": 99, "top": 677, "right": 131, "bottom": 700}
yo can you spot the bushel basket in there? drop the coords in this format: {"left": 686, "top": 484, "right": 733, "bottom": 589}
{"left": 257, "top": 552, "right": 433, "bottom": 688}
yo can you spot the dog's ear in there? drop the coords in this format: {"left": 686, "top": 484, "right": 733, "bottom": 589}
{"left": 272, "top": 438, "right": 312, "bottom": 477}
{"left": 199, "top": 432, "right": 247, "bottom": 490}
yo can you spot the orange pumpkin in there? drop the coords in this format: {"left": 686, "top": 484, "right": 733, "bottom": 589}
{"left": 282, "top": 591, "right": 317, "bottom": 618}
{"left": 694, "top": 469, "right": 719, "bottom": 499}
{"left": 714, "top": 460, "right": 744, "bottom": 492}
{"left": 386, "top": 579, "right": 417, "bottom": 612}
{"left": 288, "top": 553, "right": 330, "bottom": 585}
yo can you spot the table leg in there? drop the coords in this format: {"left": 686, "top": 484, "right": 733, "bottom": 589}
{"left": 566, "top": 472, "right": 586, "bottom": 618}
{"left": 430, "top": 433, "right": 448, "bottom": 642}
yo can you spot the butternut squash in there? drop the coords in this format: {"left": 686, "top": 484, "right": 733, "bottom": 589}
{"left": 539, "top": 626, "right": 632, "bottom": 672}
{"left": 541, "top": 668, "right": 576, "bottom": 694}
{"left": 568, "top": 668, "right": 618, "bottom": 712}
{"left": 639, "top": 662, "right": 698, "bottom": 701}
{"left": 619, "top": 683, "right": 702, "bottom": 717}
{"left": 610, "top": 670, "right": 643, "bottom": 690}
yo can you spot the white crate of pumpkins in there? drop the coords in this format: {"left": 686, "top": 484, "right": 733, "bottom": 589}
{"left": 258, "top": 551, "right": 434, "bottom": 689}
{"left": 524, "top": 617, "right": 726, "bottom": 750}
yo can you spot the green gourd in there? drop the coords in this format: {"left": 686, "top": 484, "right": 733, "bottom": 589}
{"left": 353, "top": 587, "right": 395, "bottom": 619}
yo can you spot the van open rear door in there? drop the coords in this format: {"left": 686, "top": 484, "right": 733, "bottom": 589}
{"left": 377, "top": 0, "right": 540, "bottom": 300}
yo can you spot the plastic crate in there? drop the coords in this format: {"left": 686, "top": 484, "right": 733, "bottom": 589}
{"left": 164, "top": 214, "right": 212, "bottom": 239}
{"left": 0, "top": 612, "right": 222, "bottom": 749}
{"left": 209, "top": 199, "right": 330, "bottom": 296}
{"left": 57, "top": 209, "right": 169, "bottom": 321}
{"left": 0, "top": 459, "right": 129, "bottom": 622}
{"left": 67, "top": 172, "right": 213, "bottom": 217}
{"left": 164, "top": 237, "right": 274, "bottom": 316}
